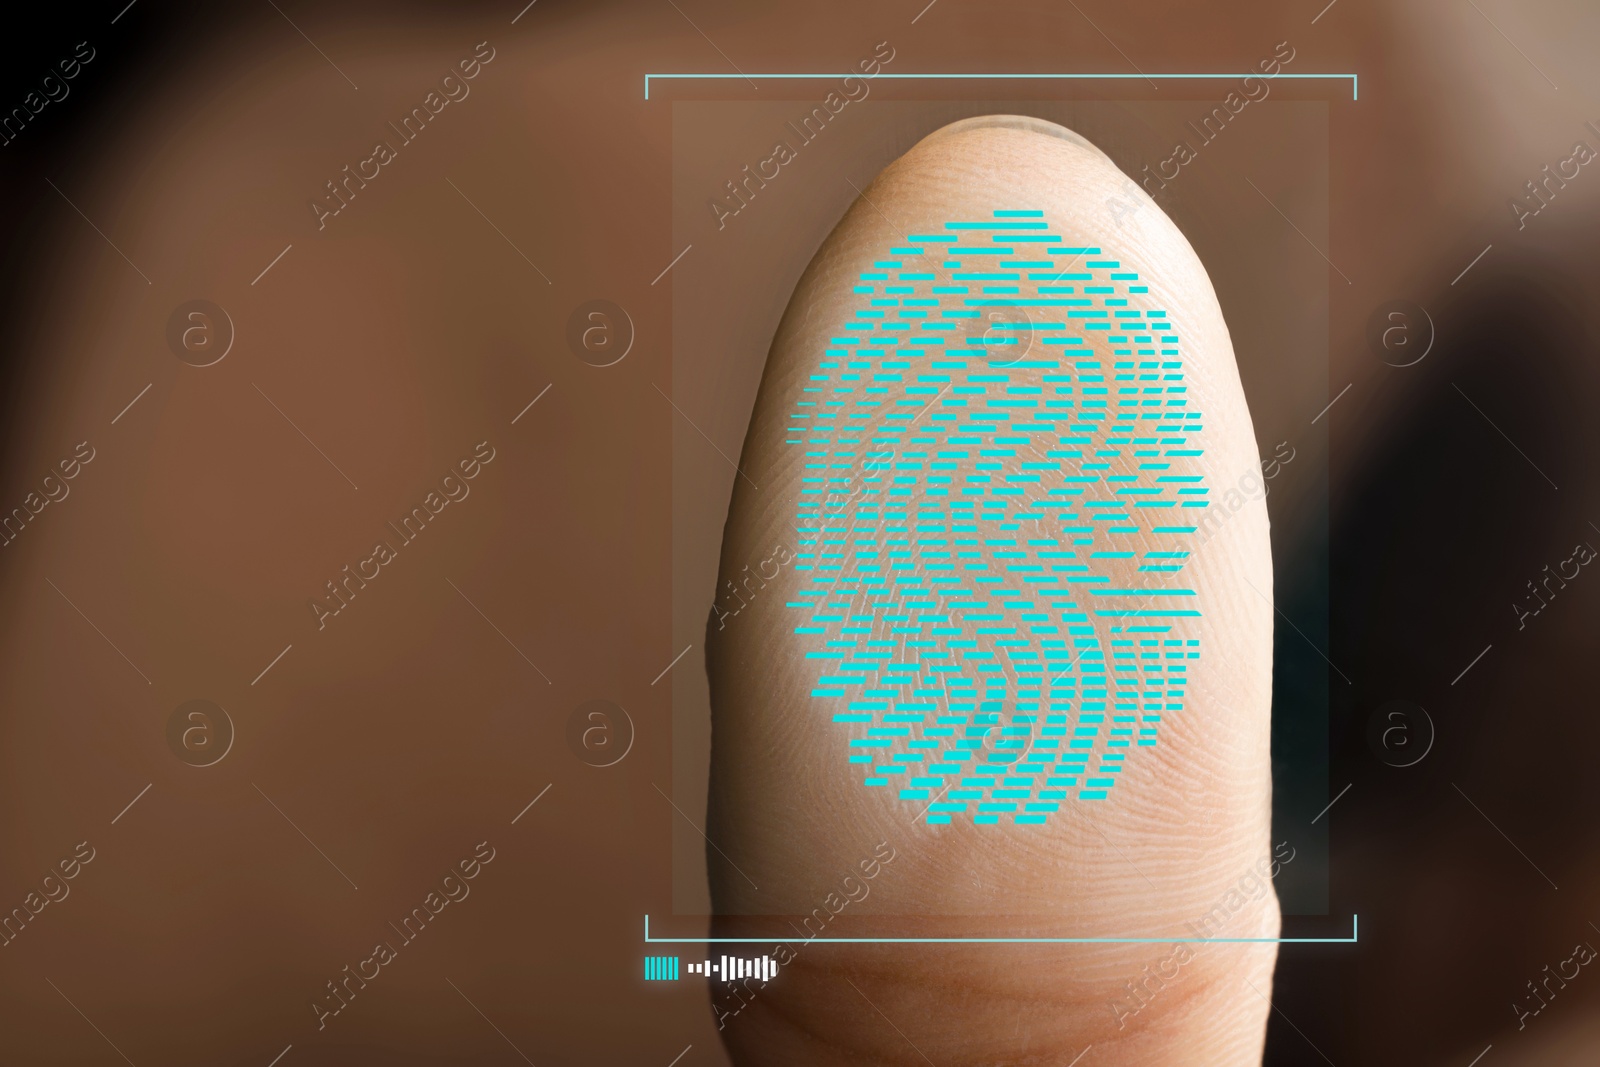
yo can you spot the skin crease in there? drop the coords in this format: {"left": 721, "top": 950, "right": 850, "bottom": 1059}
{"left": 707, "top": 118, "right": 1278, "bottom": 1065}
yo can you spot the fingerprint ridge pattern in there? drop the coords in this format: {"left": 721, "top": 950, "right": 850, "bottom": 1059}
{"left": 785, "top": 209, "right": 1205, "bottom": 825}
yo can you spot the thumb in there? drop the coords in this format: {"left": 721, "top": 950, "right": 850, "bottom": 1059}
{"left": 706, "top": 115, "right": 1278, "bottom": 1066}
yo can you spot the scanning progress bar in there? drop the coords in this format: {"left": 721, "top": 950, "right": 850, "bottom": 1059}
{"left": 645, "top": 914, "right": 1359, "bottom": 944}
{"left": 693, "top": 956, "right": 776, "bottom": 981}
{"left": 643, "top": 955, "right": 775, "bottom": 982}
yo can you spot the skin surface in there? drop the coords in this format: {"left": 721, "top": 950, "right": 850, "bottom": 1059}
{"left": 707, "top": 117, "right": 1279, "bottom": 1065}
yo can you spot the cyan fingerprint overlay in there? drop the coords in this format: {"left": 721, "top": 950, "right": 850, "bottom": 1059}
{"left": 785, "top": 209, "right": 1204, "bottom": 826}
